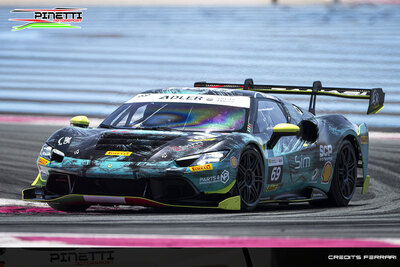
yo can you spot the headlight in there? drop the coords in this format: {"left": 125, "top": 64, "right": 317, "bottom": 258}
{"left": 176, "top": 151, "right": 229, "bottom": 167}
{"left": 39, "top": 144, "right": 52, "bottom": 158}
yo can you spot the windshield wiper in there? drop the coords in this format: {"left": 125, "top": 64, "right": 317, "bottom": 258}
{"left": 136, "top": 126, "right": 177, "bottom": 131}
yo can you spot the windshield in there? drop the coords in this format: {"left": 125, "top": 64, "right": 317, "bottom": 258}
{"left": 101, "top": 102, "right": 248, "bottom": 132}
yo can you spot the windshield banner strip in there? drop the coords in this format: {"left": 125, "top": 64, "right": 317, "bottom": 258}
{"left": 126, "top": 94, "right": 251, "bottom": 108}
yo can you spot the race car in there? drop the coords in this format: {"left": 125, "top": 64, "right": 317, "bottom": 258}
{"left": 22, "top": 79, "right": 385, "bottom": 211}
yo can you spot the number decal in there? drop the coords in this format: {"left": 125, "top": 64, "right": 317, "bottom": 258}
{"left": 267, "top": 157, "right": 283, "bottom": 184}
{"left": 270, "top": 166, "right": 281, "bottom": 181}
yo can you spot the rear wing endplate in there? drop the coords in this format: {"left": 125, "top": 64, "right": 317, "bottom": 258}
{"left": 194, "top": 79, "right": 385, "bottom": 115}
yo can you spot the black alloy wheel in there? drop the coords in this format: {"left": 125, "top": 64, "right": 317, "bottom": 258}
{"left": 236, "top": 146, "right": 265, "bottom": 211}
{"left": 332, "top": 140, "right": 357, "bottom": 205}
{"left": 310, "top": 140, "right": 357, "bottom": 207}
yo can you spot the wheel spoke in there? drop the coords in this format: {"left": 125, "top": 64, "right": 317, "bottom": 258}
{"left": 250, "top": 157, "right": 259, "bottom": 172}
{"left": 254, "top": 175, "right": 263, "bottom": 183}
{"left": 250, "top": 186, "right": 258, "bottom": 201}
{"left": 246, "top": 186, "right": 251, "bottom": 201}
{"left": 347, "top": 161, "right": 355, "bottom": 172}
{"left": 246, "top": 154, "right": 251, "bottom": 169}
{"left": 238, "top": 179, "right": 246, "bottom": 191}
{"left": 347, "top": 173, "right": 355, "bottom": 183}
{"left": 340, "top": 178, "right": 346, "bottom": 191}
{"left": 340, "top": 153, "right": 346, "bottom": 168}
{"left": 346, "top": 148, "right": 352, "bottom": 163}
{"left": 238, "top": 164, "right": 246, "bottom": 175}
{"left": 345, "top": 182, "right": 352, "bottom": 196}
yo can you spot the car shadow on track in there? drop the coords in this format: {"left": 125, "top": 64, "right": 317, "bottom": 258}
{"left": 76, "top": 202, "right": 319, "bottom": 215}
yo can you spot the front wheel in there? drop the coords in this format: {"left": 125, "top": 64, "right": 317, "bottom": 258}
{"left": 236, "top": 146, "right": 265, "bottom": 211}
{"left": 48, "top": 203, "right": 91, "bottom": 212}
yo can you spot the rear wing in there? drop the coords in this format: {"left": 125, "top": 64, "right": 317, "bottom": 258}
{"left": 194, "top": 79, "right": 385, "bottom": 115}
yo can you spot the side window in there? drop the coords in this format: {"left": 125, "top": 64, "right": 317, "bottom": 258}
{"left": 255, "top": 100, "right": 287, "bottom": 135}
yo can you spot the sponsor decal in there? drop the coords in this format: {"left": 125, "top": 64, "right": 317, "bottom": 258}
{"left": 74, "top": 149, "right": 79, "bottom": 155}
{"left": 169, "top": 141, "right": 204, "bottom": 151}
{"left": 230, "top": 156, "right": 238, "bottom": 168}
{"left": 294, "top": 155, "right": 311, "bottom": 169}
{"left": 321, "top": 161, "right": 333, "bottom": 184}
{"left": 9, "top": 7, "right": 85, "bottom": 31}
{"left": 220, "top": 170, "right": 230, "bottom": 184}
{"left": 50, "top": 250, "right": 114, "bottom": 264}
{"left": 137, "top": 93, "right": 151, "bottom": 98}
{"left": 199, "top": 170, "right": 229, "bottom": 184}
{"left": 161, "top": 153, "right": 168, "bottom": 158}
{"left": 190, "top": 164, "right": 213, "bottom": 172}
{"left": 38, "top": 157, "right": 49, "bottom": 166}
{"left": 360, "top": 136, "right": 368, "bottom": 144}
{"left": 320, "top": 144, "right": 333, "bottom": 161}
{"left": 57, "top": 136, "right": 72, "bottom": 146}
{"left": 105, "top": 151, "right": 132, "bottom": 156}
{"left": 107, "top": 164, "right": 112, "bottom": 168}
{"left": 127, "top": 93, "right": 251, "bottom": 108}
{"left": 311, "top": 168, "right": 319, "bottom": 181}
{"left": 267, "top": 156, "right": 283, "bottom": 184}
{"left": 268, "top": 157, "right": 283, "bottom": 166}
{"left": 266, "top": 184, "right": 279, "bottom": 192}
{"left": 247, "top": 123, "right": 252, "bottom": 133}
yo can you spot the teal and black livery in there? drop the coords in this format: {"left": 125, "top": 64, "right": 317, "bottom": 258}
{"left": 23, "top": 79, "right": 384, "bottom": 212}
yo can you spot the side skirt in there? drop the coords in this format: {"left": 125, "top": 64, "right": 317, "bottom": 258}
{"left": 260, "top": 188, "right": 328, "bottom": 204}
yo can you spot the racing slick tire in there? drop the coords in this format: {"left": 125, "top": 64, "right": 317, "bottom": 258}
{"left": 236, "top": 145, "right": 265, "bottom": 211}
{"left": 48, "top": 203, "right": 91, "bottom": 212}
{"left": 310, "top": 140, "right": 357, "bottom": 207}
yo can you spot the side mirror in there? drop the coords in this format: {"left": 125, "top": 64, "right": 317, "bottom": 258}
{"left": 298, "top": 120, "right": 318, "bottom": 143}
{"left": 267, "top": 123, "right": 300, "bottom": 149}
{"left": 70, "top": 115, "right": 90, "bottom": 128}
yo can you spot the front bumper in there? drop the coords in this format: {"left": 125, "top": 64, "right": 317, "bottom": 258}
{"left": 22, "top": 187, "right": 241, "bottom": 211}
{"left": 26, "top": 155, "right": 239, "bottom": 209}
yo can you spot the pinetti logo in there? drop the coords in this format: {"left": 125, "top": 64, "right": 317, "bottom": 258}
{"left": 9, "top": 7, "right": 86, "bottom": 31}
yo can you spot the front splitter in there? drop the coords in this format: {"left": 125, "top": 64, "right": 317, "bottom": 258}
{"left": 22, "top": 188, "right": 241, "bottom": 211}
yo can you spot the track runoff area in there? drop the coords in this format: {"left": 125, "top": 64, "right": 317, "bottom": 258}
{"left": 0, "top": 115, "right": 400, "bottom": 248}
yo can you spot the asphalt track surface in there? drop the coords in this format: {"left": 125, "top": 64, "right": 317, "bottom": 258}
{"left": 0, "top": 123, "right": 399, "bottom": 244}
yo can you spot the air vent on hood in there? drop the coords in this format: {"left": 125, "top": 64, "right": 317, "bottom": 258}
{"left": 96, "top": 132, "right": 178, "bottom": 155}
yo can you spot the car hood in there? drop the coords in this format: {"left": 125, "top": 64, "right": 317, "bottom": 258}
{"left": 46, "top": 127, "right": 245, "bottom": 162}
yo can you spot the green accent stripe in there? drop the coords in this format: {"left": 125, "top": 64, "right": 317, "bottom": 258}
{"left": 367, "top": 105, "right": 384, "bottom": 115}
{"left": 260, "top": 198, "right": 313, "bottom": 204}
{"left": 205, "top": 180, "right": 236, "bottom": 194}
{"left": 12, "top": 23, "right": 80, "bottom": 31}
{"left": 362, "top": 175, "right": 370, "bottom": 194}
{"left": 244, "top": 88, "right": 371, "bottom": 99}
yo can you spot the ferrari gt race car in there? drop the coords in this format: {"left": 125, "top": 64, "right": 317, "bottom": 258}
{"left": 23, "top": 79, "right": 385, "bottom": 211}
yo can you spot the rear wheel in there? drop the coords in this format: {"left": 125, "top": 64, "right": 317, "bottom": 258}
{"left": 310, "top": 140, "right": 357, "bottom": 207}
{"left": 48, "top": 203, "right": 90, "bottom": 212}
{"left": 236, "top": 146, "right": 265, "bottom": 211}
